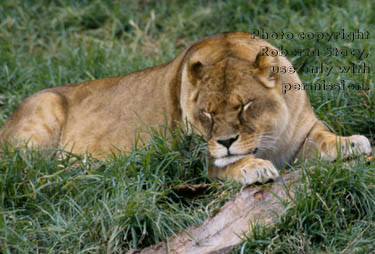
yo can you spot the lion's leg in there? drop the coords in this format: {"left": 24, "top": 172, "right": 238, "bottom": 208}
{"left": 208, "top": 156, "right": 279, "bottom": 185}
{"left": 301, "top": 121, "right": 371, "bottom": 161}
{"left": 0, "top": 91, "right": 67, "bottom": 150}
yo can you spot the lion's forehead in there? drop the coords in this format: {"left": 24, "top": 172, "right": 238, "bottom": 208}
{"left": 201, "top": 91, "right": 243, "bottom": 113}
{"left": 196, "top": 58, "right": 267, "bottom": 113}
{"left": 198, "top": 57, "right": 255, "bottom": 89}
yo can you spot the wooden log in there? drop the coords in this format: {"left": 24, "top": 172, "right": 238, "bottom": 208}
{"left": 132, "top": 170, "right": 301, "bottom": 254}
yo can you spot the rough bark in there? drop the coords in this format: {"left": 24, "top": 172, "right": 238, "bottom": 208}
{"left": 132, "top": 170, "right": 301, "bottom": 254}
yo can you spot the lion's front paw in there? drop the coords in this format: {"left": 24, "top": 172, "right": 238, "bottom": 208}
{"left": 240, "top": 158, "right": 279, "bottom": 185}
{"left": 320, "top": 135, "right": 372, "bottom": 161}
{"left": 343, "top": 135, "right": 372, "bottom": 157}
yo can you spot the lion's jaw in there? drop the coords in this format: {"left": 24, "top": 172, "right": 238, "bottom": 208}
{"left": 213, "top": 155, "right": 249, "bottom": 168}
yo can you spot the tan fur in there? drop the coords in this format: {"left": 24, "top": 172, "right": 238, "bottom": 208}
{"left": 0, "top": 32, "right": 371, "bottom": 185}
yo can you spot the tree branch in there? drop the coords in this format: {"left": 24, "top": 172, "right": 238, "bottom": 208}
{"left": 132, "top": 170, "right": 301, "bottom": 254}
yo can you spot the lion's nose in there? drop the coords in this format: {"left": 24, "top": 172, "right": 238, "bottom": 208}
{"left": 217, "top": 135, "right": 239, "bottom": 149}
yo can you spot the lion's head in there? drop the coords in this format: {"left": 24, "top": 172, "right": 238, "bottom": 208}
{"left": 180, "top": 36, "right": 290, "bottom": 167}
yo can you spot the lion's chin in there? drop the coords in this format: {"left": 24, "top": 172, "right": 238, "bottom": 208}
{"left": 214, "top": 155, "right": 249, "bottom": 168}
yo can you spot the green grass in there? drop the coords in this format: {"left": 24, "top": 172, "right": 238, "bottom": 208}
{"left": 1, "top": 127, "right": 241, "bottom": 252}
{"left": 0, "top": 0, "right": 374, "bottom": 253}
{"left": 235, "top": 158, "right": 375, "bottom": 254}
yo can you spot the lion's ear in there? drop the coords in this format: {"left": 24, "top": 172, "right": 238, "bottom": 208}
{"left": 188, "top": 61, "right": 204, "bottom": 80}
{"left": 252, "top": 48, "right": 279, "bottom": 88}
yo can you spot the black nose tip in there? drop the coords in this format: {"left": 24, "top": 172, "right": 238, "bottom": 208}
{"left": 217, "top": 135, "right": 239, "bottom": 149}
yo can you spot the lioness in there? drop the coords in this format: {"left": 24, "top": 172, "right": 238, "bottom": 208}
{"left": 0, "top": 32, "right": 371, "bottom": 185}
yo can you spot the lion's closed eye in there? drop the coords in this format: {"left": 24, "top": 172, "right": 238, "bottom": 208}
{"left": 201, "top": 110, "right": 212, "bottom": 120}
{"left": 243, "top": 101, "right": 253, "bottom": 111}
